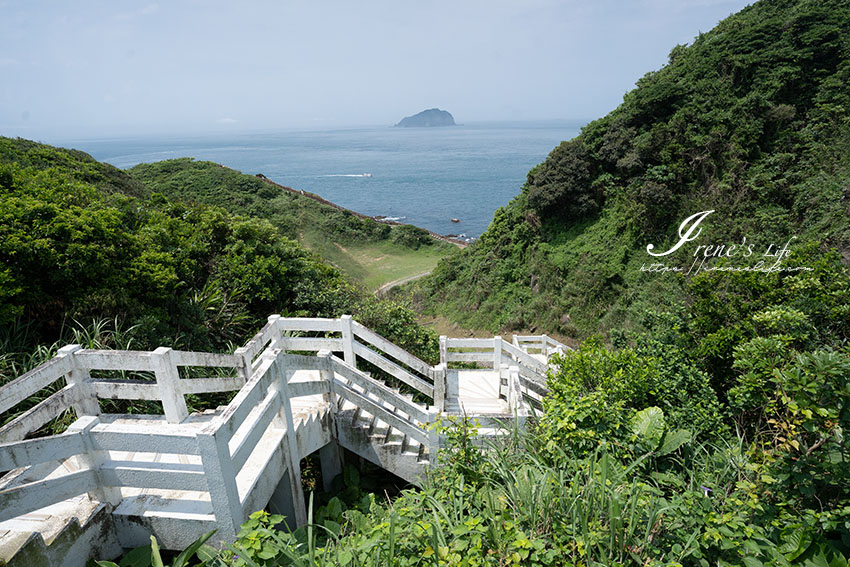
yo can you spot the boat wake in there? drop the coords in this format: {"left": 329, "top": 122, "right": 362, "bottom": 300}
{"left": 319, "top": 173, "right": 373, "bottom": 178}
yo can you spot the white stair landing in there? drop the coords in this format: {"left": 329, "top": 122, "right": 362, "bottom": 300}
{"left": 0, "top": 395, "right": 334, "bottom": 553}
{"left": 446, "top": 369, "right": 509, "bottom": 414}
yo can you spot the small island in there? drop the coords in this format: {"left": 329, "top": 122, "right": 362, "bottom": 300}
{"left": 395, "top": 108, "right": 456, "bottom": 127}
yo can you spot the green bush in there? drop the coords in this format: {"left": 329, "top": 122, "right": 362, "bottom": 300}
{"left": 389, "top": 223, "right": 433, "bottom": 250}
{"left": 0, "top": 138, "right": 438, "bottom": 360}
{"left": 542, "top": 336, "right": 722, "bottom": 458}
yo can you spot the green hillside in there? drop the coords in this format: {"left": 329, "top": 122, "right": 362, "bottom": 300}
{"left": 128, "top": 159, "right": 455, "bottom": 292}
{"left": 5, "top": 1, "right": 850, "bottom": 563}
{"left": 182, "top": 3, "right": 850, "bottom": 564}
{"left": 416, "top": 0, "right": 850, "bottom": 338}
{"left": 0, "top": 137, "right": 438, "bottom": 372}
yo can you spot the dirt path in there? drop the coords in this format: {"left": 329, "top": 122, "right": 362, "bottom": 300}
{"left": 374, "top": 271, "right": 432, "bottom": 297}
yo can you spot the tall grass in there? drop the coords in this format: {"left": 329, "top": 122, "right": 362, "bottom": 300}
{"left": 1, "top": 317, "right": 142, "bottom": 432}
{"left": 190, "top": 419, "right": 744, "bottom": 567}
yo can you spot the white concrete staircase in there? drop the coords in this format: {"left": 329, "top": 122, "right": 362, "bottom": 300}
{"left": 0, "top": 495, "right": 121, "bottom": 567}
{"left": 0, "top": 315, "right": 562, "bottom": 566}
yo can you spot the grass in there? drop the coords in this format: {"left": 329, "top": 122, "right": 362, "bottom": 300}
{"left": 301, "top": 231, "right": 453, "bottom": 292}
{"left": 126, "top": 158, "right": 458, "bottom": 294}
{"left": 168, "top": 420, "right": 728, "bottom": 567}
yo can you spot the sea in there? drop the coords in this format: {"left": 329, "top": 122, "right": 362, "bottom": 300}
{"left": 65, "top": 121, "right": 582, "bottom": 239}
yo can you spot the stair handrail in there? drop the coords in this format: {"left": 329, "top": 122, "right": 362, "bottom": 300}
{"left": 261, "top": 315, "right": 437, "bottom": 402}
{"left": 328, "top": 355, "right": 430, "bottom": 424}
{"left": 349, "top": 321, "right": 432, "bottom": 378}
{"left": 500, "top": 340, "right": 548, "bottom": 382}
{"left": 328, "top": 355, "right": 431, "bottom": 447}
{"left": 0, "top": 418, "right": 96, "bottom": 523}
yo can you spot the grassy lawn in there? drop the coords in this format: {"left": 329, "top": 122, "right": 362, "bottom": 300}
{"left": 301, "top": 230, "right": 455, "bottom": 292}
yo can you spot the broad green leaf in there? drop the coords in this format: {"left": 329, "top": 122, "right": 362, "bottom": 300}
{"left": 117, "top": 545, "right": 152, "bottom": 567}
{"left": 780, "top": 528, "right": 813, "bottom": 560}
{"left": 323, "top": 519, "right": 342, "bottom": 537}
{"left": 658, "top": 429, "right": 691, "bottom": 455}
{"left": 631, "top": 406, "right": 666, "bottom": 446}
{"left": 802, "top": 547, "right": 831, "bottom": 567}
{"left": 194, "top": 544, "right": 219, "bottom": 563}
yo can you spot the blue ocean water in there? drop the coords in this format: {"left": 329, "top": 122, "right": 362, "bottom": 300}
{"left": 66, "top": 121, "right": 581, "bottom": 238}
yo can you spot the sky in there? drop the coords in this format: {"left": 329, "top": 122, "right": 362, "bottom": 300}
{"left": 0, "top": 0, "right": 753, "bottom": 140}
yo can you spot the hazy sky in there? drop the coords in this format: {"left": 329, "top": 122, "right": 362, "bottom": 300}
{"left": 1, "top": 0, "right": 752, "bottom": 140}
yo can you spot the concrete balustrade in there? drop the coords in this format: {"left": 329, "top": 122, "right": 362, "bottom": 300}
{"left": 0, "top": 316, "right": 564, "bottom": 565}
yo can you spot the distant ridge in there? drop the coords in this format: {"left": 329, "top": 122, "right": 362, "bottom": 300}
{"left": 395, "top": 108, "right": 455, "bottom": 128}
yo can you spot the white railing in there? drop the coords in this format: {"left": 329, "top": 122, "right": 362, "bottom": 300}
{"left": 0, "top": 315, "right": 439, "bottom": 540}
{"left": 0, "top": 344, "right": 252, "bottom": 531}
{"left": 440, "top": 335, "right": 559, "bottom": 378}
{"left": 439, "top": 333, "right": 569, "bottom": 409}
{"left": 513, "top": 334, "right": 570, "bottom": 358}
{"left": 0, "top": 345, "right": 249, "bottom": 443}
{"left": 0, "top": 315, "right": 556, "bottom": 542}
{"left": 257, "top": 315, "right": 437, "bottom": 399}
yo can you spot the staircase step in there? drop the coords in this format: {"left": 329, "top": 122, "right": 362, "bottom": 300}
{"left": 403, "top": 439, "right": 420, "bottom": 456}
{"left": 367, "top": 415, "right": 379, "bottom": 435}
{"left": 111, "top": 493, "right": 216, "bottom": 550}
{"left": 0, "top": 497, "right": 122, "bottom": 566}
{"left": 384, "top": 427, "right": 405, "bottom": 444}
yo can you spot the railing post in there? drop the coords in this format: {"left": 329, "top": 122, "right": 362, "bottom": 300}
{"left": 198, "top": 426, "right": 244, "bottom": 542}
{"left": 509, "top": 365, "right": 528, "bottom": 427}
{"left": 439, "top": 336, "right": 447, "bottom": 368}
{"left": 66, "top": 415, "right": 121, "bottom": 505}
{"left": 494, "top": 336, "right": 503, "bottom": 370}
{"left": 267, "top": 314, "right": 283, "bottom": 350}
{"left": 512, "top": 335, "right": 520, "bottom": 348}
{"left": 340, "top": 315, "right": 356, "bottom": 366}
{"left": 58, "top": 344, "right": 100, "bottom": 417}
{"left": 540, "top": 335, "right": 548, "bottom": 356}
{"left": 234, "top": 345, "right": 253, "bottom": 384}
{"left": 152, "top": 347, "right": 188, "bottom": 423}
{"left": 317, "top": 349, "right": 335, "bottom": 408}
{"left": 317, "top": 350, "right": 343, "bottom": 491}
{"left": 445, "top": 362, "right": 459, "bottom": 402}
{"left": 431, "top": 363, "right": 446, "bottom": 413}
{"left": 274, "top": 355, "right": 308, "bottom": 527}
{"left": 499, "top": 363, "right": 509, "bottom": 400}
{"left": 507, "top": 365, "right": 520, "bottom": 410}
{"left": 428, "top": 410, "right": 441, "bottom": 465}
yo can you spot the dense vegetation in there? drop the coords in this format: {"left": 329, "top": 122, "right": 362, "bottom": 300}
{"left": 0, "top": 137, "right": 439, "bottom": 396}
{"left": 5, "top": 1, "right": 850, "bottom": 564}
{"left": 129, "top": 159, "right": 453, "bottom": 290}
{"left": 414, "top": 0, "right": 850, "bottom": 338}
{"left": 93, "top": 1, "right": 850, "bottom": 565}
{"left": 112, "top": 241, "right": 849, "bottom": 566}
{"left": 129, "top": 159, "right": 396, "bottom": 245}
